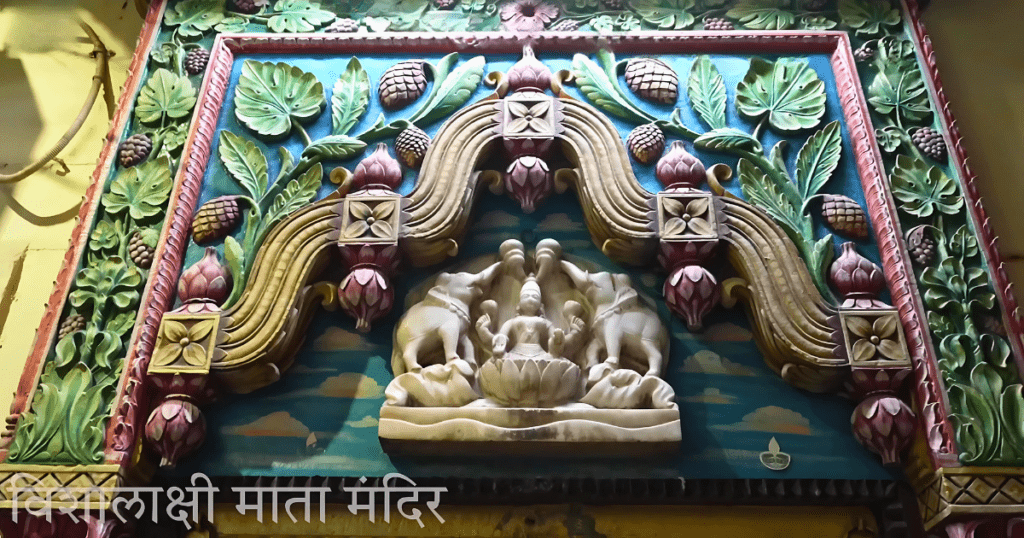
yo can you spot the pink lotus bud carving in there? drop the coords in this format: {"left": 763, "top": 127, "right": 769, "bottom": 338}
{"left": 145, "top": 396, "right": 206, "bottom": 468}
{"left": 656, "top": 141, "right": 706, "bottom": 190}
{"left": 352, "top": 143, "right": 403, "bottom": 191}
{"left": 178, "top": 247, "right": 232, "bottom": 305}
{"left": 338, "top": 266, "right": 394, "bottom": 332}
{"left": 851, "top": 393, "right": 916, "bottom": 466}
{"left": 829, "top": 242, "right": 887, "bottom": 308}
{"left": 664, "top": 265, "right": 719, "bottom": 332}
{"left": 507, "top": 46, "right": 552, "bottom": 93}
{"left": 504, "top": 155, "right": 552, "bottom": 214}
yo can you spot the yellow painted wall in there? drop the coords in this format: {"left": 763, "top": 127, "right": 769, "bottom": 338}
{"left": 0, "top": 2, "right": 144, "bottom": 419}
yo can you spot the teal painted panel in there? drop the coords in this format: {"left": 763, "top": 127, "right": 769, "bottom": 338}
{"left": 169, "top": 50, "right": 893, "bottom": 480}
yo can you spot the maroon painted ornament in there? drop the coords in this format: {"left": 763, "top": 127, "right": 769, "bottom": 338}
{"left": 352, "top": 143, "right": 403, "bottom": 191}
{"left": 145, "top": 397, "right": 206, "bottom": 468}
{"left": 504, "top": 155, "right": 552, "bottom": 214}
{"left": 829, "top": 242, "right": 887, "bottom": 308}
{"left": 851, "top": 393, "right": 915, "bottom": 466}
{"left": 664, "top": 264, "right": 720, "bottom": 331}
{"left": 178, "top": 247, "right": 232, "bottom": 305}
{"left": 338, "top": 266, "right": 394, "bottom": 332}
{"left": 656, "top": 141, "right": 706, "bottom": 189}
{"left": 507, "top": 46, "right": 552, "bottom": 93}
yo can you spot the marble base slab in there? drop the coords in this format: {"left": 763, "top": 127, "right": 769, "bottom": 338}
{"left": 379, "top": 406, "right": 680, "bottom": 456}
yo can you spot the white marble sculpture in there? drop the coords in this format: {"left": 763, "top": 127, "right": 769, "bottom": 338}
{"left": 380, "top": 239, "right": 680, "bottom": 450}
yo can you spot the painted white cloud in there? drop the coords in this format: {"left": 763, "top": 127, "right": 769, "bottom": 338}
{"left": 344, "top": 415, "right": 379, "bottom": 428}
{"left": 475, "top": 210, "right": 521, "bottom": 229}
{"left": 222, "top": 411, "right": 310, "bottom": 437}
{"left": 679, "top": 350, "right": 758, "bottom": 376}
{"left": 680, "top": 387, "right": 737, "bottom": 405}
{"left": 536, "top": 213, "right": 585, "bottom": 232}
{"left": 714, "top": 406, "right": 814, "bottom": 436}
{"left": 311, "top": 327, "right": 378, "bottom": 352}
{"left": 278, "top": 372, "right": 385, "bottom": 400}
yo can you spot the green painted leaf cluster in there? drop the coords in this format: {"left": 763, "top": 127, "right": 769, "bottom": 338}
{"left": 736, "top": 58, "right": 826, "bottom": 132}
{"left": 219, "top": 130, "right": 269, "bottom": 200}
{"left": 102, "top": 156, "right": 174, "bottom": 221}
{"left": 726, "top": 0, "right": 795, "bottom": 30}
{"left": 235, "top": 60, "right": 326, "bottom": 138}
{"left": 135, "top": 69, "right": 197, "bottom": 124}
{"left": 267, "top": 0, "right": 336, "bottom": 32}
{"left": 838, "top": 0, "right": 900, "bottom": 36}
{"left": 164, "top": 0, "right": 225, "bottom": 37}
{"left": 687, "top": 55, "right": 727, "bottom": 130}
{"left": 890, "top": 155, "right": 963, "bottom": 217}
{"left": 631, "top": 0, "right": 696, "bottom": 29}
{"left": 410, "top": 54, "right": 486, "bottom": 126}
{"left": 868, "top": 63, "right": 931, "bottom": 126}
{"left": 332, "top": 58, "right": 370, "bottom": 136}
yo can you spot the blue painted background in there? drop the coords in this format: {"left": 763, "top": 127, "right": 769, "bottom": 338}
{"left": 170, "top": 50, "right": 893, "bottom": 481}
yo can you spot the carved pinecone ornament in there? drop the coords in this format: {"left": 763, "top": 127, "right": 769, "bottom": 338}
{"left": 821, "top": 194, "right": 869, "bottom": 239}
{"left": 119, "top": 133, "right": 152, "bottom": 168}
{"left": 704, "top": 17, "right": 734, "bottom": 31}
{"left": 395, "top": 126, "right": 431, "bottom": 169}
{"left": 912, "top": 127, "right": 947, "bottom": 161}
{"left": 325, "top": 18, "right": 360, "bottom": 33}
{"left": 549, "top": 19, "right": 581, "bottom": 31}
{"left": 129, "top": 231, "right": 155, "bottom": 269}
{"left": 192, "top": 195, "right": 243, "bottom": 245}
{"left": 906, "top": 225, "right": 936, "bottom": 267}
{"left": 378, "top": 61, "right": 428, "bottom": 110}
{"left": 624, "top": 58, "right": 678, "bottom": 105}
{"left": 57, "top": 314, "right": 86, "bottom": 340}
{"left": 184, "top": 48, "right": 210, "bottom": 75}
{"left": 627, "top": 124, "right": 665, "bottom": 164}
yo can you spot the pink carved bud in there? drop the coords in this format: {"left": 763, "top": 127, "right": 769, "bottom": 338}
{"left": 829, "top": 242, "right": 887, "bottom": 308}
{"left": 507, "top": 45, "right": 552, "bottom": 93}
{"left": 338, "top": 266, "right": 394, "bottom": 332}
{"left": 145, "top": 396, "right": 206, "bottom": 468}
{"left": 851, "top": 393, "right": 915, "bottom": 466}
{"left": 656, "top": 141, "right": 706, "bottom": 189}
{"left": 178, "top": 247, "right": 232, "bottom": 305}
{"left": 664, "top": 265, "right": 720, "bottom": 331}
{"left": 504, "top": 156, "right": 552, "bottom": 214}
{"left": 657, "top": 239, "right": 718, "bottom": 268}
{"left": 352, "top": 143, "right": 403, "bottom": 191}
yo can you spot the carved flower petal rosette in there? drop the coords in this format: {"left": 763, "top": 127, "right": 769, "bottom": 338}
{"left": 336, "top": 193, "right": 402, "bottom": 245}
{"left": 148, "top": 313, "right": 222, "bottom": 375}
{"left": 656, "top": 191, "right": 723, "bottom": 241}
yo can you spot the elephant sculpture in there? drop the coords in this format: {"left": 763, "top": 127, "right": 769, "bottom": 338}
{"left": 560, "top": 260, "right": 669, "bottom": 378}
{"left": 392, "top": 261, "right": 503, "bottom": 376}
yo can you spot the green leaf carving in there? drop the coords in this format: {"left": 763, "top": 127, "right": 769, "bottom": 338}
{"left": 726, "top": 0, "right": 795, "bottom": 30}
{"left": 223, "top": 235, "right": 245, "bottom": 306}
{"left": 332, "top": 58, "right": 370, "bottom": 136}
{"left": 799, "top": 15, "right": 837, "bottom": 30}
{"left": 736, "top": 158, "right": 801, "bottom": 239}
{"left": 135, "top": 69, "right": 197, "bottom": 124}
{"left": 736, "top": 58, "right": 826, "bottom": 132}
{"left": 215, "top": 16, "right": 250, "bottom": 33}
{"left": 267, "top": 0, "right": 336, "bottom": 32}
{"left": 102, "top": 156, "right": 173, "bottom": 221}
{"left": 687, "top": 55, "right": 727, "bottom": 130}
{"left": 8, "top": 364, "right": 96, "bottom": 463}
{"left": 631, "top": 0, "right": 696, "bottom": 30}
{"left": 838, "top": 0, "right": 900, "bottom": 36}
{"left": 571, "top": 51, "right": 655, "bottom": 126}
{"left": 921, "top": 258, "right": 994, "bottom": 317}
{"left": 950, "top": 225, "right": 980, "bottom": 260}
{"left": 868, "top": 63, "right": 931, "bottom": 126}
{"left": 69, "top": 259, "right": 142, "bottom": 317}
{"left": 890, "top": 155, "right": 963, "bottom": 217}
{"left": 875, "top": 125, "right": 904, "bottom": 153}
{"left": 411, "top": 55, "right": 486, "bottom": 126}
{"left": 264, "top": 163, "right": 323, "bottom": 227}
{"left": 235, "top": 60, "right": 326, "bottom": 138}
{"left": 219, "top": 131, "right": 269, "bottom": 200}
{"left": 795, "top": 120, "right": 842, "bottom": 199}
{"left": 301, "top": 135, "right": 367, "bottom": 161}
{"left": 164, "top": 0, "right": 226, "bottom": 37}
{"left": 694, "top": 128, "right": 763, "bottom": 153}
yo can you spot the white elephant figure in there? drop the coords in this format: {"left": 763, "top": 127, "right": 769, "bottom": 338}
{"left": 560, "top": 260, "right": 669, "bottom": 378}
{"left": 392, "top": 262, "right": 503, "bottom": 376}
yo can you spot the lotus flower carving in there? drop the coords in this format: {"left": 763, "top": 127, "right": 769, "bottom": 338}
{"left": 479, "top": 357, "right": 582, "bottom": 408}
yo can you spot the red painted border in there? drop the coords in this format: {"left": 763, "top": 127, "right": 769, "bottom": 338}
{"left": 903, "top": 0, "right": 1024, "bottom": 376}
{"left": 104, "top": 31, "right": 957, "bottom": 471}
{"left": 0, "top": 0, "right": 167, "bottom": 462}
